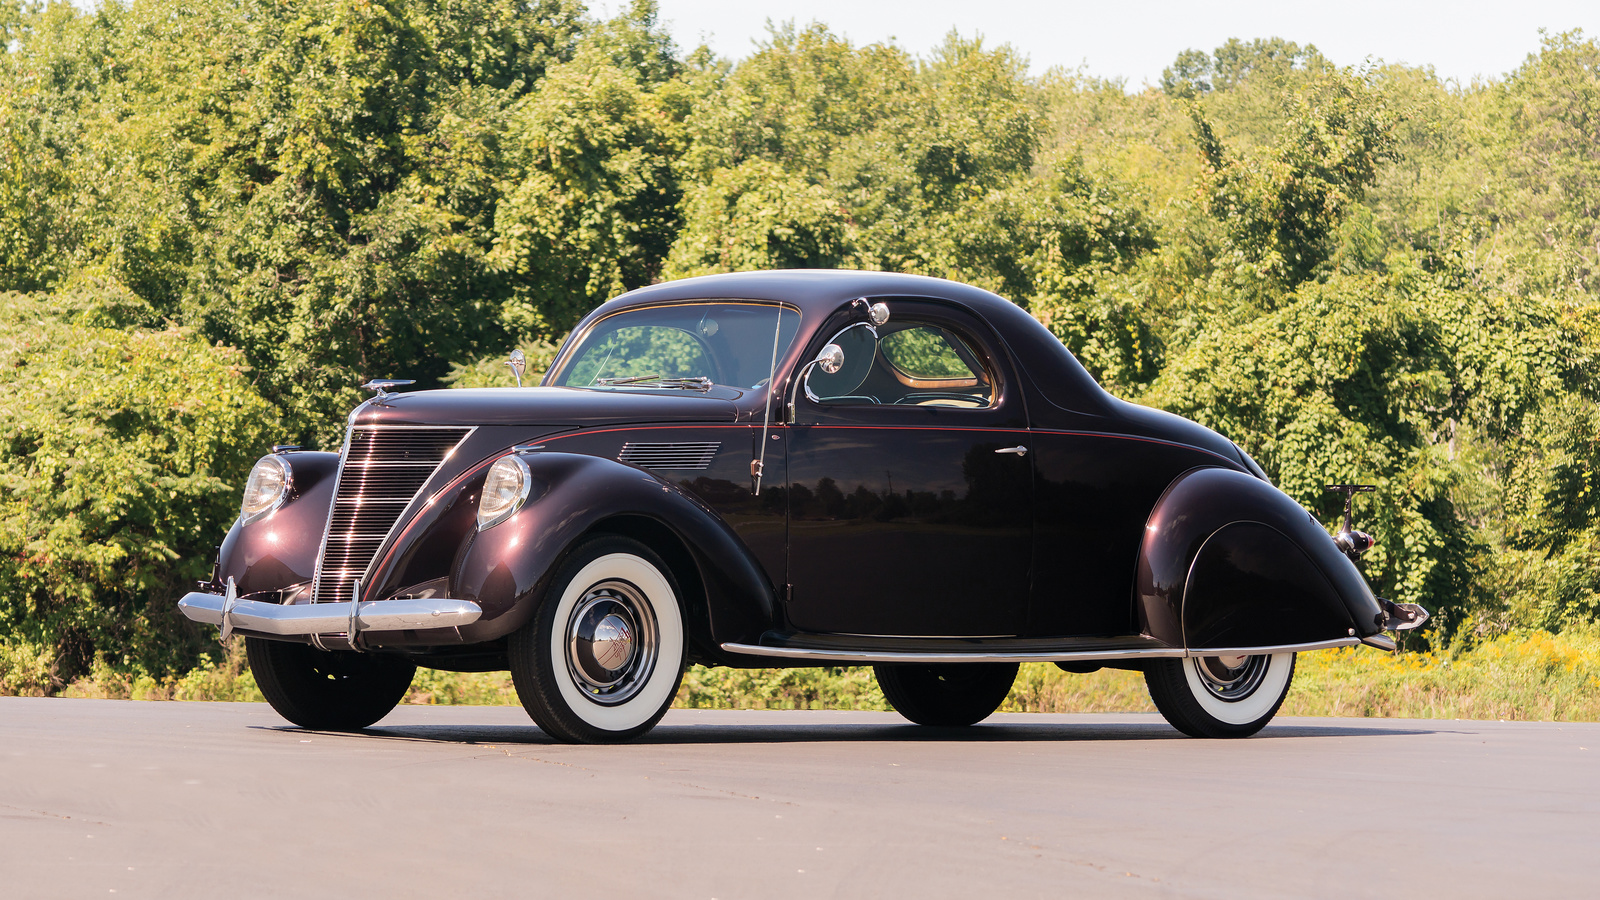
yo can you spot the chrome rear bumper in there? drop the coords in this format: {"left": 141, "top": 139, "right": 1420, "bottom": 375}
{"left": 178, "top": 590, "right": 482, "bottom": 637}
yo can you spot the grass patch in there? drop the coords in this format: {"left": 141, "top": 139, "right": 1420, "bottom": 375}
{"left": 58, "top": 642, "right": 263, "bottom": 702}
{"left": 20, "top": 627, "right": 1600, "bottom": 722}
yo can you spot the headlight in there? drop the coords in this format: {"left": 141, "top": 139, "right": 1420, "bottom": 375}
{"left": 477, "top": 454, "right": 532, "bottom": 531}
{"left": 240, "top": 455, "right": 292, "bottom": 524}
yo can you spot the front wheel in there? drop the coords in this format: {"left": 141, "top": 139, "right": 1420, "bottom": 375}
{"left": 509, "top": 535, "right": 686, "bottom": 743}
{"left": 1145, "top": 652, "right": 1295, "bottom": 738}
{"left": 246, "top": 637, "right": 416, "bottom": 731}
{"left": 874, "top": 662, "right": 1019, "bottom": 726}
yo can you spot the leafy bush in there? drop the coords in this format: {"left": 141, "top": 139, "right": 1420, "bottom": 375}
{"left": 0, "top": 289, "right": 277, "bottom": 688}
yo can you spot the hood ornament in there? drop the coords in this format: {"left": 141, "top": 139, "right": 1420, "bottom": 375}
{"left": 507, "top": 349, "right": 526, "bottom": 388}
{"left": 362, "top": 379, "right": 415, "bottom": 399}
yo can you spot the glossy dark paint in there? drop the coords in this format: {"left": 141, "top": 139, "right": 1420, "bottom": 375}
{"left": 441, "top": 451, "right": 779, "bottom": 657}
{"left": 209, "top": 270, "right": 1388, "bottom": 665}
{"left": 215, "top": 450, "right": 339, "bottom": 598}
{"left": 1028, "top": 430, "right": 1236, "bottom": 638}
{"left": 1135, "top": 467, "right": 1383, "bottom": 647}
{"left": 781, "top": 299, "right": 1034, "bottom": 636}
{"left": 1185, "top": 523, "right": 1355, "bottom": 648}
{"left": 783, "top": 423, "right": 1034, "bottom": 636}
{"left": 534, "top": 423, "right": 785, "bottom": 590}
{"left": 353, "top": 386, "right": 743, "bottom": 428}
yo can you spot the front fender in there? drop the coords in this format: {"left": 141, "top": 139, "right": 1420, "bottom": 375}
{"left": 1135, "top": 467, "right": 1384, "bottom": 650}
{"left": 445, "top": 452, "right": 780, "bottom": 651}
{"left": 215, "top": 450, "right": 341, "bottom": 598}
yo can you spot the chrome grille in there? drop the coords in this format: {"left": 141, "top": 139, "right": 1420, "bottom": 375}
{"left": 617, "top": 441, "right": 721, "bottom": 471}
{"left": 311, "top": 426, "right": 472, "bottom": 605}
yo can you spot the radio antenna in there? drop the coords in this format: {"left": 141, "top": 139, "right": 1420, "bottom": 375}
{"left": 752, "top": 307, "right": 785, "bottom": 495}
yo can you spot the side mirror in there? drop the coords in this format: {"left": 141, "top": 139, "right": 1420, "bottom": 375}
{"left": 815, "top": 343, "right": 845, "bottom": 374}
{"left": 788, "top": 323, "right": 878, "bottom": 422}
{"left": 853, "top": 297, "right": 890, "bottom": 327}
{"left": 507, "top": 349, "right": 526, "bottom": 388}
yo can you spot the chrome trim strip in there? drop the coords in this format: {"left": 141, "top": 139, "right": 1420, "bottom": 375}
{"left": 179, "top": 592, "right": 482, "bottom": 636}
{"left": 718, "top": 642, "right": 1188, "bottom": 664}
{"left": 718, "top": 636, "right": 1362, "bottom": 664}
{"left": 1186, "top": 638, "right": 1361, "bottom": 656}
{"left": 306, "top": 427, "right": 353, "bottom": 607}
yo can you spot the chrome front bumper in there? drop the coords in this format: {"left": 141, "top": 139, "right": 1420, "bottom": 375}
{"left": 178, "top": 589, "right": 482, "bottom": 639}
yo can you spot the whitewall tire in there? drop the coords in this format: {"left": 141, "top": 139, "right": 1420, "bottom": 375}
{"left": 509, "top": 536, "right": 686, "bottom": 743}
{"left": 1145, "top": 652, "right": 1295, "bottom": 738}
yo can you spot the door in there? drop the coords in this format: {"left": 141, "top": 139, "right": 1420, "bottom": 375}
{"left": 783, "top": 301, "right": 1033, "bottom": 637}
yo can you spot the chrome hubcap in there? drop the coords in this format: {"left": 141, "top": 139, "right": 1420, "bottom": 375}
{"left": 1194, "top": 654, "right": 1269, "bottom": 701}
{"left": 565, "top": 580, "right": 658, "bottom": 705}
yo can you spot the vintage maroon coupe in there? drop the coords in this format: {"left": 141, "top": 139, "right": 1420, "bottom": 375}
{"left": 179, "top": 270, "right": 1425, "bottom": 742}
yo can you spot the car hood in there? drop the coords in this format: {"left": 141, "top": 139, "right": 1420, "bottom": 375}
{"left": 351, "top": 386, "right": 743, "bottom": 427}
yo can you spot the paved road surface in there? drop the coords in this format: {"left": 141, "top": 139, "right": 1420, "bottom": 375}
{"left": 3, "top": 698, "right": 1597, "bottom": 899}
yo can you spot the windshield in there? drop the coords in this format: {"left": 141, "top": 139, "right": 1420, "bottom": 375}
{"left": 550, "top": 302, "right": 801, "bottom": 390}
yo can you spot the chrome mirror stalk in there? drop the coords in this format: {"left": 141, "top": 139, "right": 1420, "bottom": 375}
{"left": 786, "top": 343, "right": 844, "bottom": 424}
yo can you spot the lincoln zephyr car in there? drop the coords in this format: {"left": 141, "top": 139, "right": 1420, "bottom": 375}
{"left": 179, "top": 270, "right": 1426, "bottom": 742}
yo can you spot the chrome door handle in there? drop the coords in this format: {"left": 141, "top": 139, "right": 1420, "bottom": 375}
{"left": 994, "top": 445, "right": 1028, "bottom": 457}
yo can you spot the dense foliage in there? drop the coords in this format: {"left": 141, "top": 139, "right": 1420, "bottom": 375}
{"left": 2, "top": 0, "right": 1598, "bottom": 688}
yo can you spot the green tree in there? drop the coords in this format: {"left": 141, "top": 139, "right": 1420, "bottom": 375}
{"left": 491, "top": 41, "right": 685, "bottom": 337}
{"left": 0, "top": 289, "right": 277, "bottom": 686}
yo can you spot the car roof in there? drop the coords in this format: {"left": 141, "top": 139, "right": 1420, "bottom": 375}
{"left": 576, "top": 269, "right": 1121, "bottom": 421}
{"left": 602, "top": 269, "right": 1019, "bottom": 321}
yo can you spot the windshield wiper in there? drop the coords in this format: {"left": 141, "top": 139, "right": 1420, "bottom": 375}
{"left": 594, "top": 373, "right": 664, "bottom": 385}
{"left": 593, "top": 374, "right": 714, "bottom": 391}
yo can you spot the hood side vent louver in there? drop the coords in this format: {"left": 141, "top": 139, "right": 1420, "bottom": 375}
{"left": 618, "top": 441, "right": 721, "bottom": 471}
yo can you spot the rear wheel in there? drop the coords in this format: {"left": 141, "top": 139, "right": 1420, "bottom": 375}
{"left": 246, "top": 637, "right": 415, "bottom": 731}
{"left": 509, "top": 535, "right": 686, "bottom": 744}
{"left": 874, "top": 662, "right": 1018, "bottom": 726}
{"left": 1145, "top": 652, "right": 1295, "bottom": 738}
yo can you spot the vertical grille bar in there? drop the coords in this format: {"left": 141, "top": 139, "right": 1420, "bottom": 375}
{"left": 311, "top": 426, "right": 472, "bottom": 605}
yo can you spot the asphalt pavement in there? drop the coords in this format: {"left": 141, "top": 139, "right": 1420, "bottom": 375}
{"left": 2, "top": 698, "right": 1597, "bottom": 899}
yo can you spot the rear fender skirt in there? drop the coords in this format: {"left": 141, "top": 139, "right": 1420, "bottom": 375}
{"left": 1136, "top": 467, "right": 1382, "bottom": 648}
{"left": 444, "top": 452, "right": 780, "bottom": 649}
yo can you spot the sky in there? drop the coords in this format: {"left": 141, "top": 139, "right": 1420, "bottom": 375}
{"left": 634, "top": 0, "right": 1599, "bottom": 88}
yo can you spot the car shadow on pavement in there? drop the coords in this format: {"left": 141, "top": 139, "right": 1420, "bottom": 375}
{"left": 254, "top": 720, "right": 1437, "bottom": 746}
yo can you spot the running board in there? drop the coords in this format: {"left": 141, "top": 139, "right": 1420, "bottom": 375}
{"left": 719, "top": 637, "right": 1360, "bottom": 664}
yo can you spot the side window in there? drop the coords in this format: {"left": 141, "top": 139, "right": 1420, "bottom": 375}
{"left": 813, "top": 322, "right": 995, "bottom": 408}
